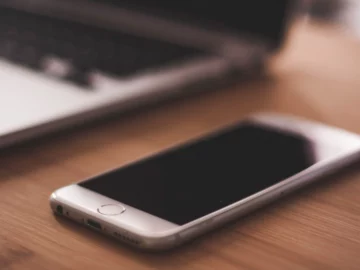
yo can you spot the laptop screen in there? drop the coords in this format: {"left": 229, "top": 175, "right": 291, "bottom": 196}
{"left": 99, "top": 0, "right": 292, "bottom": 47}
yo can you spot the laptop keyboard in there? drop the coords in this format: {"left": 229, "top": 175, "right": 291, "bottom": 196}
{"left": 0, "top": 8, "right": 204, "bottom": 88}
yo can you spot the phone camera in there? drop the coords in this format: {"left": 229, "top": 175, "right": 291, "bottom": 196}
{"left": 56, "top": 205, "right": 63, "bottom": 215}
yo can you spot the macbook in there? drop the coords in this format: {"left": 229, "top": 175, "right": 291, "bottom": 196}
{"left": 0, "top": 0, "right": 294, "bottom": 148}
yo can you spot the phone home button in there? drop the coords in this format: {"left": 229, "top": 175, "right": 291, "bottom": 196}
{"left": 97, "top": 204, "right": 125, "bottom": 216}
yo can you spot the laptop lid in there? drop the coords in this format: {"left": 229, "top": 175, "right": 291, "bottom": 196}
{"left": 0, "top": 0, "right": 294, "bottom": 53}
{"left": 95, "top": 0, "right": 293, "bottom": 50}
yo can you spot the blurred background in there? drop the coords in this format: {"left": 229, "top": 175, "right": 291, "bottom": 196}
{"left": 309, "top": 0, "right": 360, "bottom": 34}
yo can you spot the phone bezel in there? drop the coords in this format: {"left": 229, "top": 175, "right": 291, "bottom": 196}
{"left": 50, "top": 113, "right": 360, "bottom": 250}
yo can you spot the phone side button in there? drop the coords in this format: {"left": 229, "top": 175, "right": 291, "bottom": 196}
{"left": 97, "top": 204, "right": 126, "bottom": 216}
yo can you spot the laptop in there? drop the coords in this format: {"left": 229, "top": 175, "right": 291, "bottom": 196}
{"left": 0, "top": 0, "right": 294, "bottom": 148}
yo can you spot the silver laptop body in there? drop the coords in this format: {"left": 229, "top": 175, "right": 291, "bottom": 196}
{"left": 0, "top": 0, "right": 294, "bottom": 148}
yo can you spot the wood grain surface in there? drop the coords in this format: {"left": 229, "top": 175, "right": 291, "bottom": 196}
{"left": 1, "top": 21, "right": 360, "bottom": 270}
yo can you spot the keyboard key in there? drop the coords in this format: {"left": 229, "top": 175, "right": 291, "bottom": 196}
{"left": 0, "top": 40, "right": 16, "bottom": 59}
{"left": 66, "top": 69, "right": 93, "bottom": 88}
{"left": 13, "top": 45, "right": 38, "bottom": 67}
{"left": 22, "top": 31, "right": 39, "bottom": 45}
{"left": 43, "top": 57, "right": 72, "bottom": 78}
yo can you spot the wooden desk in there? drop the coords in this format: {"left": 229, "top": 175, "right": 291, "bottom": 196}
{"left": 1, "top": 22, "right": 360, "bottom": 269}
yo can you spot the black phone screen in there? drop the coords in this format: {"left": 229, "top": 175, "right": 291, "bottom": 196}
{"left": 79, "top": 122, "right": 320, "bottom": 225}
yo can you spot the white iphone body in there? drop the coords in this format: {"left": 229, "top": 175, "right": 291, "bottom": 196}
{"left": 50, "top": 113, "right": 360, "bottom": 251}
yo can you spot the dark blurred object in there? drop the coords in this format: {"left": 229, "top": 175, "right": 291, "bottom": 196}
{"left": 306, "top": 0, "right": 360, "bottom": 35}
{"left": 309, "top": 0, "right": 346, "bottom": 21}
